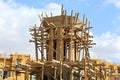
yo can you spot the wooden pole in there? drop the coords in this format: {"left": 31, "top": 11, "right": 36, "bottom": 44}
{"left": 41, "top": 27, "right": 44, "bottom": 61}
{"left": 61, "top": 5, "right": 64, "bottom": 15}
{"left": 84, "top": 55, "right": 87, "bottom": 80}
{"left": 41, "top": 66, "right": 44, "bottom": 80}
{"left": 60, "top": 57, "right": 62, "bottom": 80}
{"left": 34, "top": 24, "right": 38, "bottom": 61}
{"left": 25, "top": 66, "right": 29, "bottom": 80}
{"left": 16, "top": 71, "right": 17, "bottom": 80}
{"left": 54, "top": 67, "right": 57, "bottom": 80}
{"left": 70, "top": 68, "right": 73, "bottom": 80}
{"left": 49, "top": 28, "right": 54, "bottom": 60}
{"left": 30, "top": 75, "right": 32, "bottom": 80}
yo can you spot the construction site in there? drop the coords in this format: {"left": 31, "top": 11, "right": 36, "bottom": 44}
{"left": 0, "top": 5, "right": 120, "bottom": 80}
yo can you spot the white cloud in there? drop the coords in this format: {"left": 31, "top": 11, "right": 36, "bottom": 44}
{"left": 0, "top": 0, "right": 61, "bottom": 57}
{"left": 105, "top": 0, "right": 120, "bottom": 8}
{"left": 91, "top": 32, "right": 120, "bottom": 63}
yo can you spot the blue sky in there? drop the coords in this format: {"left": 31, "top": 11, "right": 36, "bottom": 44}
{"left": 0, "top": 0, "right": 120, "bottom": 63}
{"left": 13, "top": 0, "right": 120, "bottom": 35}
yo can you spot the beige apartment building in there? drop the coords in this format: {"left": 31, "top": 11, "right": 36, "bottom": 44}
{"left": 0, "top": 53, "right": 120, "bottom": 80}
{"left": 0, "top": 53, "right": 30, "bottom": 80}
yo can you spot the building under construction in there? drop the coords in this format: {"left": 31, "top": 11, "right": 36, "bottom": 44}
{"left": 0, "top": 6, "right": 120, "bottom": 80}
{"left": 29, "top": 5, "right": 96, "bottom": 80}
{"left": 0, "top": 53, "right": 120, "bottom": 80}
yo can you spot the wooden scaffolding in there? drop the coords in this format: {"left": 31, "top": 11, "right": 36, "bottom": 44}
{"left": 29, "top": 5, "right": 97, "bottom": 80}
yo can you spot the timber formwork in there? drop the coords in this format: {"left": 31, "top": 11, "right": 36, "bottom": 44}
{"left": 29, "top": 5, "right": 97, "bottom": 80}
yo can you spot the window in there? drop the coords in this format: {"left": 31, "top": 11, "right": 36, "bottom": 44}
{"left": 0, "top": 69, "right": 3, "bottom": 79}
{"left": 118, "top": 67, "right": 120, "bottom": 73}
{"left": 3, "top": 71, "right": 10, "bottom": 79}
